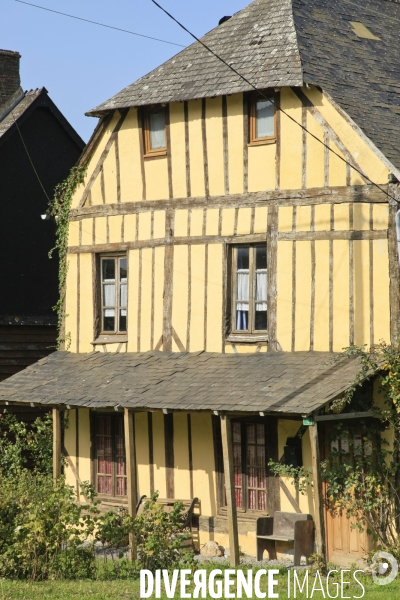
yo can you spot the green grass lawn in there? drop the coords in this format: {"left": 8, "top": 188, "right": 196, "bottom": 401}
{"left": 1, "top": 567, "right": 400, "bottom": 599}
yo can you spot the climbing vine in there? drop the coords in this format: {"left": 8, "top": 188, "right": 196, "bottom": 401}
{"left": 270, "top": 342, "right": 400, "bottom": 552}
{"left": 48, "top": 163, "right": 89, "bottom": 349}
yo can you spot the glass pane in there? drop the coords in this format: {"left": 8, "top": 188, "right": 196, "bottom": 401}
{"left": 340, "top": 435, "right": 349, "bottom": 453}
{"left": 258, "top": 491, "right": 266, "bottom": 511}
{"left": 104, "top": 284, "right": 115, "bottom": 306}
{"left": 149, "top": 109, "right": 166, "bottom": 149}
{"left": 120, "top": 283, "right": 127, "bottom": 307}
{"left": 103, "top": 314, "right": 115, "bottom": 331}
{"left": 119, "top": 311, "right": 127, "bottom": 332}
{"left": 247, "top": 424, "right": 256, "bottom": 444}
{"left": 105, "top": 476, "right": 112, "bottom": 495}
{"left": 235, "top": 488, "right": 242, "bottom": 509}
{"left": 237, "top": 246, "right": 249, "bottom": 270}
{"left": 256, "top": 99, "right": 274, "bottom": 138}
{"left": 255, "top": 310, "right": 267, "bottom": 330}
{"left": 248, "top": 489, "right": 256, "bottom": 510}
{"left": 236, "top": 310, "right": 248, "bottom": 331}
{"left": 117, "top": 477, "right": 127, "bottom": 496}
{"left": 233, "top": 423, "right": 241, "bottom": 443}
{"left": 120, "top": 258, "right": 127, "bottom": 280}
{"left": 256, "top": 246, "right": 267, "bottom": 270}
{"left": 102, "top": 259, "right": 115, "bottom": 281}
{"left": 256, "top": 424, "right": 265, "bottom": 444}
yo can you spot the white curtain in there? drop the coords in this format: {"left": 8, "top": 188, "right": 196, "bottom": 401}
{"left": 150, "top": 111, "right": 166, "bottom": 149}
{"left": 236, "top": 271, "right": 249, "bottom": 310}
{"left": 103, "top": 284, "right": 115, "bottom": 307}
{"left": 255, "top": 272, "right": 267, "bottom": 311}
{"left": 120, "top": 282, "right": 127, "bottom": 308}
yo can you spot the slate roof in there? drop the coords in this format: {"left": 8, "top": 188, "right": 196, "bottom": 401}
{"left": 87, "top": 0, "right": 400, "bottom": 172}
{"left": 0, "top": 88, "right": 42, "bottom": 138}
{"left": 0, "top": 350, "right": 364, "bottom": 416}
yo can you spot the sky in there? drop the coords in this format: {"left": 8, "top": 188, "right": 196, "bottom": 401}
{"left": 1, "top": 0, "right": 248, "bottom": 142}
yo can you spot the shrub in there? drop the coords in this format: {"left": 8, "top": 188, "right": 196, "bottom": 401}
{"left": 132, "top": 492, "right": 195, "bottom": 573}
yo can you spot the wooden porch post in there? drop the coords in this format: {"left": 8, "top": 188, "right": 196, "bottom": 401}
{"left": 53, "top": 407, "right": 61, "bottom": 482}
{"left": 220, "top": 414, "right": 240, "bottom": 567}
{"left": 309, "top": 419, "right": 326, "bottom": 562}
{"left": 124, "top": 407, "right": 137, "bottom": 561}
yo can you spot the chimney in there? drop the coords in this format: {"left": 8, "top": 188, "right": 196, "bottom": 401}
{"left": 0, "top": 49, "right": 21, "bottom": 108}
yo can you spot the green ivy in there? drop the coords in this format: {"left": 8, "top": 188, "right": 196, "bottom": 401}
{"left": 48, "top": 164, "right": 89, "bottom": 349}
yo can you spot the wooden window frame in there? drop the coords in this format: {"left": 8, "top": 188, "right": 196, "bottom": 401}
{"left": 249, "top": 91, "right": 277, "bottom": 146}
{"left": 228, "top": 244, "right": 268, "bottom": 340}
{"left": 231, "top": 419, "right": 269, "bottom": 514}
{"left": 143, "top": 105, "right": 168, "bottom": 157}
{"left": 99, "top": 254, "right": 128, "bottom": 336}
{"left": 94, "top": 413, "right": 127, "bottom": 501}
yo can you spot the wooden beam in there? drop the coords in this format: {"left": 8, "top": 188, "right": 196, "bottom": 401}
{"left": 53, "top": 407, "right": 62, "bottom": 482}
{"left": 315, "top": 411, "right": 377, "bottom": 422}
{"left": 124, "top": 407, "right": 137, "bottom": 561}
{"left": 220, "top": 415, "right": 240, "bottom": 567}
{"left": 69, "top": 184, "right": 389, "bottom": 221}
{"left": 309, "top": 420, "right": 326, "bottom": 562}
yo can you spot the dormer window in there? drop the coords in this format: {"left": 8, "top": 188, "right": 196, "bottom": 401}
{"left": 249, "top": 94, "right": 276, "bottom": 145}
{"left": 143, "top": 106, "right": 167, "bottom": 156}
{"left": 101, "top": 256, "right": 127, "bottom": 334}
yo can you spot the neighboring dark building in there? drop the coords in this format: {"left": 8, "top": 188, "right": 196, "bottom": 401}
{"left": 0, "top": 49, "right": 85, "bottom": 382}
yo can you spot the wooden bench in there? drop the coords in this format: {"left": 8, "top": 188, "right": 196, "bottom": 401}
{"left": 256, "top": 511, "right": 314, "bottom": 565}
{"left": 136, "top": 496, "right": 199, "bottom": 530}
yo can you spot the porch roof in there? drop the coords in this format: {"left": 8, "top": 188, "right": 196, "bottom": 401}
{"left": 0, "top": 350, "right": 364, "bottom": 416}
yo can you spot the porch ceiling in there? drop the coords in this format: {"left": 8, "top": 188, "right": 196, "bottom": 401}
{"left": 0, "top": 350, "right": 364, "bottom": 416}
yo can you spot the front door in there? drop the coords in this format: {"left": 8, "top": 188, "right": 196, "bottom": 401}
{"left": 321, "top": 426, "right": 373, "bottom": 566}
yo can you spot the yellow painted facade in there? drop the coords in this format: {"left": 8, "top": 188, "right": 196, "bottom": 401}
{"left": 64, "top": 84, "right": 395, "bottom": 557}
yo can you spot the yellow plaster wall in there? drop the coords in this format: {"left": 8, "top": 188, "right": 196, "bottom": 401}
{"left": 173, "top": 413, "right": 191, "bottom": 499}
{"left": 103, "top": 143, "right": 118, "bottom": 205}
{"left": 221, "top": 208, "right": 235, "bottom": 236}
{"left": 332, "top": 240, "right": 350, "bottom": 352}
{"left": 127, "top": 249, "right": 140, "bottom": 352}
{"left": 295, "top": 242, "right": 312, "bottom": 350}
{"left": 280, "top": 88, "right": 303, "bottom": 189}
{"left": 189, "top": 245, "right": 206, "bottom": 351}
{"left": 109, "top": 216, "right": 123, "bottom": 244}
{"left": 169, "top": 102, "right": 187, "bottom": 199}
{"left": 248, "top": 144, "right": 275, "bottom": 192}
{"left": 71, "top": 111, "right": 120, "bottom": 210}
{"left": 227, "top": 94, "right": 244, "bottom": 194}
{"left": 135, "top": 412, "right": 150, "bottom": 497}
{"left": 154, "top": 247, "right": 165, "bottom": 346}
{"left": 140, "top": 248, "right": 153, "bottom": 351}
{"left": 65, "top": 254, "right": 78, "bottom": 350}
{"left": 206, "top": 97, "right": 225, "bottom": 196}
{"left": 144, "top": 158, "right": 169, "bottom": 201}
{"left": 306, "top": 112, "right": 325, "bottom": 189}
{"left": 78, "top": 253, "right": 94, "bottom": 352}
{"left": 353, "top": 240, "right": 370, "bottom": 346}
{"left": 172, "top": 245, "right": 189, "bottom": 349}
{"left": 152, "top": 412, "right": 167, "bottom": 498}
{"left": 276, "top": 241, "right": 293, "bottom": 351}
{"left": 191, "top": 413, "right": 217, "bottom": 516}
{"left": 328, "top": 141, "right": 346, "bottom": 187}
{"left": 314, "top": 240, "right": 330, "bottom": 351}
{"left": 254, "top": 206, "right": 268, "bottom": 233}
{"left": 119, "top": 108, "right": 143, "bottom": 203}
{"left": 188, "top": 100, "right": 205, "bottom": 197}
{"left": 373, "top": 239, "right": 391, "bottom": 343}
{"left": 304, "top": 87, "right": 389, "bottom": 185}
{"left": 64, "top": 409, "right": 77, "bottom": 490}
{"left": 206, "top": 244, "right": 223, "bottom": 352}
{"left": 190, "top": 209, "right": 204, "bottom": 237}
{"left": 78, "top": 408, "right": 91, "bottom": 501}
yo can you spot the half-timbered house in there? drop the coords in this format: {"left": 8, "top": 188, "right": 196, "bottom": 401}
{"left": 1, "top": 0, "right": 400, "bottom": 566}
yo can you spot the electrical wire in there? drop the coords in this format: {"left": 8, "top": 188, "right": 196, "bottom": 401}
{"left": 14, "top": 0, "right": 186, "bottom": 48}
{"left": 150, "top": 0, "right": 399, "bottom": 204}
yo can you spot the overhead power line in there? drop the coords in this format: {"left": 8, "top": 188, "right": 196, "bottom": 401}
{"left": 149, "top": 0, "right": 398, "bottom": 204}
{"left": 15, "top": 0, "right": 186, "bottom": 48}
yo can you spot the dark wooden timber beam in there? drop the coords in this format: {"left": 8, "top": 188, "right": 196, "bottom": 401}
{"left": 69, "top": 184, "right": 389, "bottom": 220}
{"left": 124, "top": 407, "right": 137, "bottom": 561}
{"left": 220, "top": 414, "right": 240, "bottom": 567}
{"left": 309, "top": 419, "right": 326, "bottom": 562}
{"left": 315, "top": 411, "right": 377, "bottom": 422}
{"left": 53, "top": 407, "right": 62, "bottom": 482}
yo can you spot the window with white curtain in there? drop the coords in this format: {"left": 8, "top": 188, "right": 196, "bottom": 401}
{"left": 101, "top": 256, "right": 127, "bottom": 333}
{"left": 232, "top": 245, "right": 267, "bottom": 334}
{"left": 144, "top": 106, "right": 167, "bottom": 156}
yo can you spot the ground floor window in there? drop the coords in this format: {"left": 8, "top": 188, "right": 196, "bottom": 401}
{"left": 95, "top": 414, "right": 127, "bottom": 497}
{"left": 233, "top": 421, "right": 267, "bottom": 511}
